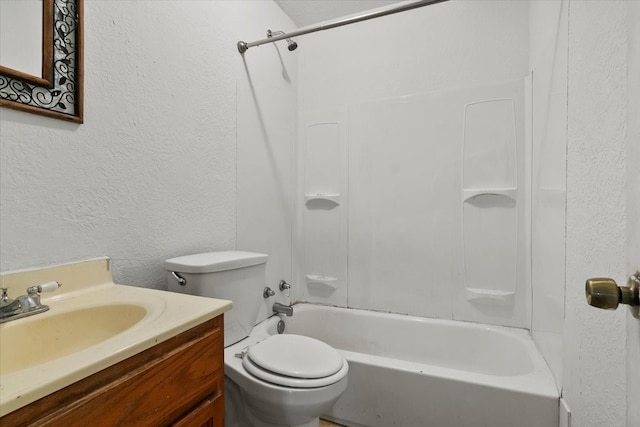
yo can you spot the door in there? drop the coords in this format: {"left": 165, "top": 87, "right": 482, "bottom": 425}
{"left": 627, "top": 2, "right": 640, "bottom": 426}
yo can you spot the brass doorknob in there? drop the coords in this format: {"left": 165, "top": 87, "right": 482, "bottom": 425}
{"left": 585, "top": 276, "right": 640, "bottom": 310}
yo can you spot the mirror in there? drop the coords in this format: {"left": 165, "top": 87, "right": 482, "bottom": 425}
{"left": 0, "top": 0, "right": 53, "bottom": 86}
{"left": 0, "top": 0, "right": 83, "bottom": 123}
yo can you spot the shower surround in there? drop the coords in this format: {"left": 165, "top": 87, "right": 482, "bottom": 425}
{"left": 294, "top": 1, "right": 535, "bottom": 328}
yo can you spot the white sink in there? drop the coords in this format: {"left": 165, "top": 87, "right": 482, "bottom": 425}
{"left": 0, "top": 304, "right": 146, "bottom": 374}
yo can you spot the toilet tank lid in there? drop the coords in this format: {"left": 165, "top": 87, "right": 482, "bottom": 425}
{"left": 164, "top": 251, "right": 268, "bottom": 273}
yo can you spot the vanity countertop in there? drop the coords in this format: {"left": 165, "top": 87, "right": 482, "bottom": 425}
{"left": 0, "top": 257, "right": 231, "bottom": 416}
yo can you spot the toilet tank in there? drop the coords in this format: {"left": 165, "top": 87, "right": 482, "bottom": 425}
{"left": 164, "top": 251, "right": 268, "bottom": 347}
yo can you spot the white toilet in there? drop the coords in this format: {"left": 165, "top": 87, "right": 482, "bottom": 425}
{"left": 164, "top": 251, "right": 348, "bottom": 427}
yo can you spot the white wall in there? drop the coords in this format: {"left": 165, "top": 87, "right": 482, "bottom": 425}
{"left": 563, "top": 1, "right": 628, "bottom": 425}
{"left": 0, "top": 0, "right": 296, "bottom": 300}
{"left": 294, "top": 4, "right": 634, "bottom": 424}
{"left": 295, "top": 0, "right": 531, "bottom": 327}
{"left": 529, "top": 0, "right": 568, "bottom": 390}
{"left": 2, "top": 1, "right": 634, "bottom": 424}
{"left": 298, "top": 1, "right": 528, "bottom": 111}
{"left": 627, "top": 4, "right": 640, "bottom": 426}
{"left": 236, "top": 18, "right": 297, "bottom": 322}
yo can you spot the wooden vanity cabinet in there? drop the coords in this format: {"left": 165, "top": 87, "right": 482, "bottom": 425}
{"left": 0, "top": 315, "right": 225, "bottom": 427}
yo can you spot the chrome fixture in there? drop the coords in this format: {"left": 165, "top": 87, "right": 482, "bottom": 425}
{"left": 235, "top": 346, "right": 250, "bottom": 359}
{"left": 0, "top": 281, "right": 62, "bottom": 323}
{"left": 237, "top": 0, "right": 447, "bottom": 54}
{"left": 264, "top": 286, "right": 276, "bottom": 298}
{"left": 279, "top": 279, "right": 291, "bottom": 298}
{"left": 267, "top": 30, "right": 297, "bottom": 51}
{"left": 0, "top": 287, "right": 12, "bottom": 306}
{"left": 279, "top": 280, "right": 291, "bottom": 292}
{"left": 273, "top": 302, "right": 293, "bottom": 317}
{"left": 171, "top": 271, "right": 186, "bottom": 286}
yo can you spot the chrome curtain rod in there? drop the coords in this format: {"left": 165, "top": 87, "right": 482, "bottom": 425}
{"left": 237, "top": 0, "right": 448, "bottom": 54}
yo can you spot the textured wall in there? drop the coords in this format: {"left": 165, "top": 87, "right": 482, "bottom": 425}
{"left": 564, "top": 1, "right": 628, "bottom": 425}
{"left": 0, "top": 1, "right": 295, "bottom": 291}
{"left": 626, "top": 2, "right": 640, "bottom": 425}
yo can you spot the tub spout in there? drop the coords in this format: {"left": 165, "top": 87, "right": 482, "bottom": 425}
{"left": 273, "top": 302, "right": 293, "bottom": 317}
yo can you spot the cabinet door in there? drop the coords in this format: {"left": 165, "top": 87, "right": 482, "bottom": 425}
{"left": 172, "top": 393, "right": 223, "bottom": 427}
{"left": 0, "top": 317, "right": 223, "bottom": 427}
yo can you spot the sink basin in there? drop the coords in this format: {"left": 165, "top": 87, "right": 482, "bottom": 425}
{"left": 0, "top": 304, "right": 146, "bottom": 374}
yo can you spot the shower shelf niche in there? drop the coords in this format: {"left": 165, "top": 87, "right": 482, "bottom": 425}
{"left": 305, "top": 274, "right": 338, "bottom": 289}
{"left": 304, "top": 193, "right": 341, "bottom": 205}
{"left": 297, "top": 109, "right": 348, "bottom": 306}
{"left": 461, "top": 92, "right": 521, "bottom": 316}
{"left": 462, "top": 188, "right": 517, "bottom": 202}
{"left": 465, "top": 287, "right": 515, "bottom": 306}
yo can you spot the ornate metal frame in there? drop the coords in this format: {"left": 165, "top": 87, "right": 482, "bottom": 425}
{"left": 0, "top": 0, "right": 83, "bottom": 123}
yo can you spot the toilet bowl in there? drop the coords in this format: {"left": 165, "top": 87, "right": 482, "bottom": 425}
{"left": 225, "top": 331, "right": 348, "bottom": 427}
{"left": 164, "top": 251, "right": 348, "bottom": 427}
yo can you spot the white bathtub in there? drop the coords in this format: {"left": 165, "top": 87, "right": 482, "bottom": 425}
{"left": 275, "top": 303, "right": 559, "bottom": 427}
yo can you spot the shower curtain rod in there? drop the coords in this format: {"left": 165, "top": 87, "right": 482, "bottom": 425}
{"left": 237, "top": 0, "right": 448, "bottom": 54}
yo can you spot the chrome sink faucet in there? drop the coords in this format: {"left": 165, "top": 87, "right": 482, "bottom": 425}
{"left": 0, "top": 281, "right": 62, "bottom": 323}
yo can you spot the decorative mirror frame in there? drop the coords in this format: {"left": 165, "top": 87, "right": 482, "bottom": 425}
{"left": 0, "top": 0, "right": 83, "bottom": 123}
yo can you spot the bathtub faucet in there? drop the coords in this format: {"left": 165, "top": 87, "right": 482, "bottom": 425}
{"left": 273, "top": 302, "right": 293, "bottom": 317}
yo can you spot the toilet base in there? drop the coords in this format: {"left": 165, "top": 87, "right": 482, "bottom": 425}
{"left": 225, "top": 376, "right": 320, "bottom": 427}
{"left": 244, "top": 408, "right": 320, "bottom": 427}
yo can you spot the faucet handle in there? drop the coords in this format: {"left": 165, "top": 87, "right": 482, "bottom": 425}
{"left": 279, "top": 280, "right": 291, "bottom": 298}
{"left": 27, "top": 281, "right": 62, "bottom": 295}
{"left": 0, "top": 287, "right": 13, "bottom": 307}
{"left": 37, "top": 281, "right": 62, "bottom": 293}
{"left": 278, "top": 280, "right": 291, "bottom": 291}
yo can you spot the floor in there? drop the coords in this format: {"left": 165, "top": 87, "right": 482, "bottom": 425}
{"left": 319, "top": 419, "right": 345, "bottom": 427}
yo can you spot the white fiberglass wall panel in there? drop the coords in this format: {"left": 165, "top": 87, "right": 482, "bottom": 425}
{"left": 344, "top": 80, "right": 528, "bottom": 327}
{"left": 348, "top": 93, "right": 458, "bottom": 319}
{"left": 296, "top": 1, "right": 530, "bottom": 326}
{"left": 295, "top": 109, "right": 349, "bottom": 306}
{"left": 529, "top": 0, "right": 568, "bottom": 390}
{"left": 458, "top": 80, "right": 529, "bottom": 328}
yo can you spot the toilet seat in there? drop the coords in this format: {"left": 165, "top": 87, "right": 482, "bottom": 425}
{"left": 243, "top": 334, "right": 348, "bottom": 388}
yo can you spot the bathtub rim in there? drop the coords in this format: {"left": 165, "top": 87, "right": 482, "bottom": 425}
{"left": 278, "top": 302, "right": 560, "bottom": 400}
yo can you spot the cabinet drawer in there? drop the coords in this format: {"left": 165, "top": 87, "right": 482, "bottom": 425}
{"left": 172, "top": 392, "right": 223, "bottom": 427}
